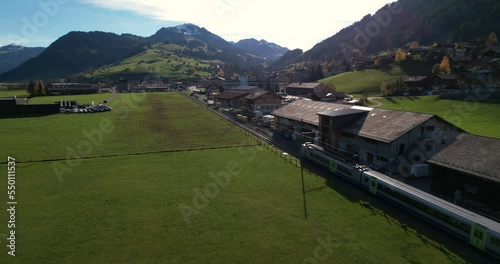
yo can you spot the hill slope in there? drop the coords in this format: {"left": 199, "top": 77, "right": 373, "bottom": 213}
{"left": 0, "top": 44, "right": 45, "bottom": 74}
{"left": 271, "top": 0, "right": 500, "bottom": 67}
{"left": 0, "top": 32, "right": 147, "bottom": 81}
{"left": 1, "top": 24, "right": 272, "bottom": 81}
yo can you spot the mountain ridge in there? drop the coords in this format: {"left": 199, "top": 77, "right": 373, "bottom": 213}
{"left": 1, "top": 24, "right": 285, "bottom": 81}
{"left": 0, "top": 44, "right": 45, "bottom": 74}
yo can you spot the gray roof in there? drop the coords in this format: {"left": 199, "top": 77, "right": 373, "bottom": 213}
{"left": 244, "top": 91, "right": 269, "bottom": 100}
{"left": 272, "top": 100, "right": 351, "bottom": 126}
{"left": 286, "top": 83, "right": 322, "bottom": 89}
{"left": 274, "top": 100, "right": 435, "bottom": 143}
{"left": 226, "top": 86, "right": 262, "bottom": 92}
{"left": 336, "top": 109, "right": 434, "bottom": 143}
{"left": 428, "top": 133, "right": 500, "bottom": 182}
{"left": 317, "top": 108, "right": 369, "bottom": 117}
{"left": 213, "top": 91, "right": 248, "bottom": 99}
{"left": 405, "top": 76, "right": 429, "bottom": 82}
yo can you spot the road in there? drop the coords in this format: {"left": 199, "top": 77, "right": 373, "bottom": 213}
{"left": 368, "top": 97, "right": 384, "bottom": 107}
{"left": 180, "top": 91, "right": 497, "bottom": 264}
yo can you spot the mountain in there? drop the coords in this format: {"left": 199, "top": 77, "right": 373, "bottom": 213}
{"left": 1, "top": 24, "right": 270, "bottom": 81}
{"left": 271, "top": 0, "right": 500, "bottom": 68}
{"left": 147, "top": 23, "right": 267, "bottom": 65}
{"left": 0, "top": 44, "right": 45, "bottom": 74}
{"left": 235, "top": 38, "right": 289, "bottom": 61}
{"left": 0, "top": 32, "right": 147, "bottom": 81}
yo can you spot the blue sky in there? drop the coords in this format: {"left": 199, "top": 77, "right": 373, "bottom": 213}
{"left": 0, "top": 0, "right": 395, "bottom": 50}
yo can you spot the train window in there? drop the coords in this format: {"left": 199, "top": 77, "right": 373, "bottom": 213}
{"left": 446, "top": 217, "right": 460, "bottom": 229}
{"left": 337, "top": 165, "right": 352, "bottom": 176}
{"left": 491, "top": 236, "right": 500, "bottom": 247}
{"left": 458, "top": 222, "right": 471, "bottom": 234}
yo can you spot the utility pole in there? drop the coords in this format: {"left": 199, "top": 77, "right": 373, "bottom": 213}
{"left": 300, "top": 118, "right": 308, "bottom": 219}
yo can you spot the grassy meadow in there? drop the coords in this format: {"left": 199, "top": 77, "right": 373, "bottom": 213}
{"left": 0, "top": 93, "right": 469, "bottom": 263}
{"left": 320, "top": 62, "right": 432, "bottom": 96}
{"left": 374, "top": 95, "right": 500, "bottom": 138}
{"left": 84, "top": 43, "right": 217, "bottom": 80}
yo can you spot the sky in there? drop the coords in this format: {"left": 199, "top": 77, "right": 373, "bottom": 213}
{"left": 0, "top": 0, "right": 395, "bottom": 51}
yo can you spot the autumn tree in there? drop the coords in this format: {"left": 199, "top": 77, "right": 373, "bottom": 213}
{"left": 486, "top": 32, "right": 498, "bottom": 47}
{"left": 38, "top": 80, "right": 46, "bottom": 95}
{"left": 380, "top": 81, "right": 389, "bottom": 96}
{"left": 432, "top": 64, "right": 441, "bottom": 75}
{"left": 409, "top": 41, "right": 420, "bottom": 49}
{"left": 439, "top": 55, "right": 451, "bottom": 74}
{"left": 395, "top": 48, "right": 407, "bottom": 64}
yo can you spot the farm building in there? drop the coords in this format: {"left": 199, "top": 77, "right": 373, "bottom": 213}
{"left": 428, "top": 133, "right": 500, "bottom": 213}
{"left": 272, "top": 99, "right": 464, "bottom": 177}
{"left": 48, "top": 83, "right": 100, "bottom": 95}
{"left": 0, "top": 97, "right": 59, "bottom": 116}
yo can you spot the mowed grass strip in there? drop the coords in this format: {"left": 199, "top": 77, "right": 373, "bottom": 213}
{"left": 0, "top": 93, "right": 247, "bottom": 162}
{"left": 0, "top": 148, "right": 465, "bottom": 264}
{"left": 375, "top": 95, "right": 500, "bottom": 138}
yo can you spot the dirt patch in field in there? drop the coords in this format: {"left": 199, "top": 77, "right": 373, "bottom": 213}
{"left": 145, "top": 97, "right": 169, "bottom": 133}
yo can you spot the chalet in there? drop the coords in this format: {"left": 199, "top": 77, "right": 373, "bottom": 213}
{"left": 482, "top": 47, "right": 500, "bottom": 59}
{"left": 205, "top": 83, "right": 223, "bottom": 94}
{"left": 285, "top": 83, "right": 334, "bottom": 100}
{"left": 405, "top": 76, "right": 432, "bottom": 90}
{"left": 428, "top": 133, "right": 500, "bottom": 213}
{"left": 48, "top": 83, "right": 100, "bottom": 95}
{"left": 213, "top": 91, "right": 248, "bottom": 109}
{"left": 430, "top": 74, "right": 459, "bottom": 89}
{"left": 242, "top": 91, "right": 282, "bottom": 116}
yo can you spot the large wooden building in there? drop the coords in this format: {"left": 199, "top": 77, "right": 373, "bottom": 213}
{"left": 428, "top": 133, "right": 500, "bottom": 213}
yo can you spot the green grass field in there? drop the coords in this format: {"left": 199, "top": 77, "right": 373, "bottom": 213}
{"left": 84, "top": 43, "right": 217, "bottom": 80}
{"left": 320, "top": 67, "right": 406, "bottom": 96}
{"left": 0, "top": 89, "right": 28, "bottom": 97}
{"left": 374, "top": 95, "right": 500, "bottom": 138}
{"left": 320, "top": 62, "right": 432, "bottom": 96}
{"left": 0, "top": 93, "right": 467, "bottom": 263}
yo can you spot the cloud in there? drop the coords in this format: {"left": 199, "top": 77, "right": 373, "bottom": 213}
{"left": 79, "top": 0, "right": 395, "bottom": 50}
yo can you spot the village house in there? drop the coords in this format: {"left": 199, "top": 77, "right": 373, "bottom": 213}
{"left": 242, "top": 91, "right": 282, "bottom": 116}
{"left": 213, "top": 91, "right": 248, "bottom": 109}
{"left": 285, "top": 82, "right": 335, "bottom": 100}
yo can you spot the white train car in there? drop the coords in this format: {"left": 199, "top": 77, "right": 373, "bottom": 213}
{"left": 301, "top": 142, "right": 500, "bottom": 259}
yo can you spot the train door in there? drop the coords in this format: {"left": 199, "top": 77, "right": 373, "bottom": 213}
{"left": 470, "top": 224, "right": 487, "bottom": 250}
{"left": 329, "top": 159, "right": 337, "bottom": 173}
{"left": 369, "top": 177, "right": 378, "bottom": 194}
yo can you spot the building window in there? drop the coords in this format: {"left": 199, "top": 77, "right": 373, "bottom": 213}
{"left": 399, "top": 143, "right": 405, "bottom": 155}
{"left": 426, "top": 126, "right": 435, "bottom": 132}
{"left": 424, "top": 140, "right": 434, "bottom": 152}
{"left": 465, "top": 184, "right": 478, "bottom": 194}
{"left": 377, "top": 155, "right": 389, "bottom": 163}
{"left": 363, "top": 137, "right": 377, "bottom": 145}
{"left": 367, "top": 153, "right": 374, "bottom": 164}
{"left": 341, "top": 132, "right": 354, "bottom": 138}
{"left": 441, "top": 138, "right": 446, "bottom": 145}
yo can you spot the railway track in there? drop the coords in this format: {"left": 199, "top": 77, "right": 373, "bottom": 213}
{"left": 181, "top": 92, "right": 496, "bottom": 263}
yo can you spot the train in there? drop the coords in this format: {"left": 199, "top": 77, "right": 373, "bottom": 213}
{"left": 300, "top": 142, "right": 500, "bottom": 259}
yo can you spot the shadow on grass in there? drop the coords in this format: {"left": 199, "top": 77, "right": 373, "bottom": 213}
{"left": 385, "top": 97, "right": 400, "bottom": 105}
